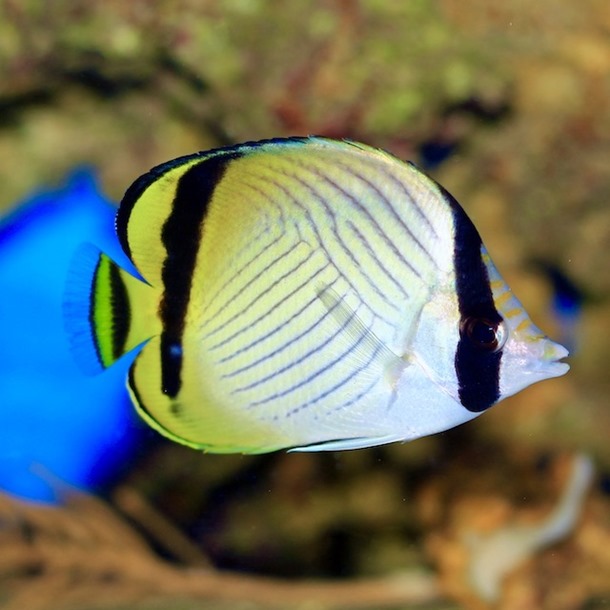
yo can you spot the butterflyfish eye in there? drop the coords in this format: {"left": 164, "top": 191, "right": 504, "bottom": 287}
{"left": 461, "top": 317, "right": 507, "bottom": 352}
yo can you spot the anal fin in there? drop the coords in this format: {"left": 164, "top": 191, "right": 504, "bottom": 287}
{"left": 290, "top": 433, "right": 403, "bottom": 452}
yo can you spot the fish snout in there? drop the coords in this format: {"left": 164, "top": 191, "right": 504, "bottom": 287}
{"left": 537, "top": 337, "right": 570, "bottom": 378}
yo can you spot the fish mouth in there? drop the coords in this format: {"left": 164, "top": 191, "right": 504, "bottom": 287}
{"left": 540, "top": 339, "right": 570, "bottom": 378}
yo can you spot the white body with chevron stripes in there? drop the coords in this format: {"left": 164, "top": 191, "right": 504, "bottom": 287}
{"left": 65, "top": 137, "right": 569, "bottom": 453}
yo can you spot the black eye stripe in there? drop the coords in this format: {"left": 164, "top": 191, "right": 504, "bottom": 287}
{"left": 439, "top": 185, "right": 503, "bottom": 413}
{"left": 460, "top": 317, "right": 506, "bottom": 352}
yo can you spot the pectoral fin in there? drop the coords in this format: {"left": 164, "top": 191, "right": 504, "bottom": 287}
{"left": 315, "top": 284, "right": 407, "bottom": 388}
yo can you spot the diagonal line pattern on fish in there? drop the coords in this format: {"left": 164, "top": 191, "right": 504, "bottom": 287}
{"left": 63, "top": 136, "right": 569, "bottom": 453}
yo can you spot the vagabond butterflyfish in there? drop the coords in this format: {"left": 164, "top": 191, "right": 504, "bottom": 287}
{"left": 64, "top": 137, "right": 569, "bottom": 453}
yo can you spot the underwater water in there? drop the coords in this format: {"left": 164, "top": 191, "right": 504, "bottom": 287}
{"left": 1, "top": 1, "right": 609, "bottom": 609}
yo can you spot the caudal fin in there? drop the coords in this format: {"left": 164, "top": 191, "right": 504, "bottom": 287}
{"left": 63, "top": 243, "right": 151, "bottom": 375}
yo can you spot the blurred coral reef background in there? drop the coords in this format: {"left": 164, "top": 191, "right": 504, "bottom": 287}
{"left": 1, "top": 1, "right": 609, "bottom": 609}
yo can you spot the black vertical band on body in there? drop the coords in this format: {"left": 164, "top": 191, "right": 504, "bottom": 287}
{"left": 441, "top": 186, "right": 502, "bottom": 412}
{"left": 117, "top": 152, "right": 212, "bottom": 259}
{"left": 159, "top": 152, "right": 242, "bottom": 397}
